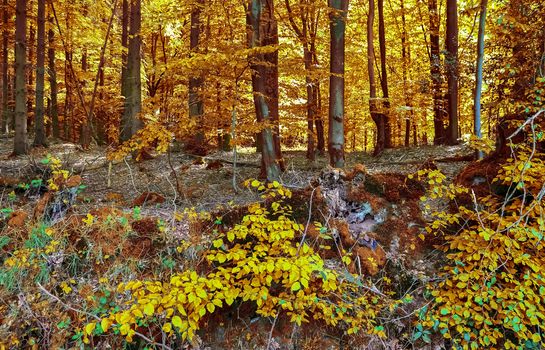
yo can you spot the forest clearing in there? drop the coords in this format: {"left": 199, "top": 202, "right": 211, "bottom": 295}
{"left": 1, "top": 0, "right": 545, "bottom": 349}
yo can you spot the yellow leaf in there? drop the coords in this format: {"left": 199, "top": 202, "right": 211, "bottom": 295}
{"left": 85, "top": 322, "right": 96, "bottom": 336}
{"left": 206, "top": 303, "right": 215, "bottom": 313}
{"left": 196, "top": 288, "right": 207, "bottom": 299}
{"left": 101, "top": 318, "right": 112, "bottom": 333}
{"left": 143, "top": 303, "right": 154, "bottom": 316}
{"left": 172, "top": 315, "right": 182, "bottom": 329}
{"left": 291, "top": 282, "right": 301, "bottom": 292}
{"left": 213, "top": 239, "right": 223, "bottom": 248}
{"left": 162, "top": 323, "right": 172, "bottom": 333}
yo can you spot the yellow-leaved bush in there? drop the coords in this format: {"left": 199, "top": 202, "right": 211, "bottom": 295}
{"left": 415, "top": 145, "right": 545, "bottom": 349}
{"left": 88, "top": 181, "right": 386, "bottom": 344}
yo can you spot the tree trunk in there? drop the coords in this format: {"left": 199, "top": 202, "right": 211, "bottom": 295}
{"left": 26, "top": 23, "right": 34, "bottom": 130}
{"left": 189, "top": 0, "right": 205, "bottom": 148}
{"left": 246, "top": 0, "right": 281, "bottom": 181}
{"left": 377, "top": 0, "right": 391, "bottom": 148}
{"left": 445, "top": 0, "right": 458, "bottom": 144}
{"left": 120, "top": 0, "right": 128, "bottom": 104}
{"left": 14, "top": 0, "right": 27, "bottom": 155}
{"left": 304, "top": 47, "right": 316, "bottom": 161}
{"left": 328, "top": 0, "right": 348, "bottom": 168}
{"left": 315, "top": 80, "right": 325, "bottom": 153}
{"left": 48, "top": 12, "right": 59, "bottom": 138}
{"left": 120, "top": 0, "right": 142, "bottom": 142}
{"left": 2, "top": 0, "right": 9, "bottom": 134}
{"left": 262, "top": 0, "right": 284, "bottom": 171}
{"left": 33, "top": 0, "right": 46, "bottom": 146}
{"left": 428, "top": 0, "right": 445, "bottom": 145}
{"left": 474, "top": 0, "right": 488, "bottom": 158}
{"left": 64, "top": 49, "right": 72, "bottom": 140}
{"left": 368, "top": 0, "right": 384, "bottom": 155}
{"left": 401, "top": 0, "right": 412, "bottom": 148}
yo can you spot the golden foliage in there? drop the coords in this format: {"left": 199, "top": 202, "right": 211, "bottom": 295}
{"left": 414, "top": 141, "right": 545, "bottom": 348}
{"left": 90, "top": 181, "right": 387, "bottom": 344}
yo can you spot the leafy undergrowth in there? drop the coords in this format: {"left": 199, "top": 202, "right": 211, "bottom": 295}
{"left": 1, "top": 131, "right": 545, "bottom": 349}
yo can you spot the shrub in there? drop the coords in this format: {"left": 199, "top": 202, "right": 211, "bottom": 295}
{"left": 416, "top": 143, "right": 545, "bottom": 349}
{"left": 90, "top": 181, "right": 387, "bottom": 345}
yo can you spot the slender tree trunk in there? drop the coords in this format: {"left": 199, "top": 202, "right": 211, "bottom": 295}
{"left": 2, "top": 0, "right": 9, "bottom": 134}
{"left": 26, "top": 22, "right": 34, "bottom": 131}
{"left": 474, "top": 0, "right": 488, "bottom": 158}
{"left": 368, "top": 0, "right": 384, "bottom": 155}
{"left": 64, "top": 49, "right": 72, "bottom": 140}
{"left": 445, "top": 0, "right": 458, "bottom": 144}
{"left": 246, "top": 0, "right": 281, "bottom": 181}
{"left": 262, "top": 0, "right": 284, "bottom": 171}
{"left": 189, "top": 0, "right": 205, "bottom": 149}
{"left": 14, "top": 0, "right": 27, "bottom": 155}
{"left": 33, "top": 0, "right": 46, "bottom": 146}
{"left": 304, "top": 47, "right": 316, "bottom": 160}
{"left": 315, "top": 80, "right": 325, "bottom": 153}
{"left": 377, "top": 0, "right": 391, "bottom": 148}
{"left": 48, "top": 12, "right": 59, "bottom": 138}
{"left": 328, "top": 0, "right": 348, "bottom": 167}
{"left": 285, "top": 0, "right": 321, "bottom": 160}
{"left": 401, "top": 0, "right": 411, "bottom": 147}
{"left": 429, "top": 0, "right": 445, "bottom": 144}
{"left": 120, "top": 0, "right": 128, "bottom": 104}
{"left": 120, "top": 0, "right": 142, "bottom": 142}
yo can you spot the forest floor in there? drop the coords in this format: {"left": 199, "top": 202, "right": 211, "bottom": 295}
{"left": 0, "top": 137, "right": 476, "bottom": 349}
{"left": 0, "top": 137, "right": 472, "bottom": 214}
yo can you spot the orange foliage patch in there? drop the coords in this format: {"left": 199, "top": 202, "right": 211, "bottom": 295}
{"left": 8, "top": 211, "right": 28, "bottom": 228}
{"left": 132, "top": 192, "right": 166, "bottom": 207}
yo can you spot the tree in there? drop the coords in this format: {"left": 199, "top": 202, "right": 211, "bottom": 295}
{"left": 428, "top": 0, "right": 445, "bottom": 145}
{"left": 33, "top": 0, "right": 47, "bottom": 146}
{"left": 474, "top": 0, "right": 488, "bottom": 159}
{"left": 121, "top": 0, "right": 128, "bottom": 105}
{"left": 377, "top": 0, "right": 391, "bottom": 148}
{"left": 1, "top": 0, "right": 9, "bottom": 134}
{"left": 120, "top": 0, "right": 142, "bottom": 142}
{"left": 48, "top": 11, "right": 59, "bottom": 139}
{"left": 368, "top": 0, "right": 385, "bottom": 155}
{"left": 285, "top": 0, "right": 325, "bottom": 160}
{"left": 445, "top": 0, "right": 458, "bottom": 144}
{"left": 328, "top": 0, "right": 348, "bottom": 167}
{"left": 400, "top": 0, "right": 414, "bottom": 147}
{"left": 189, "top": 0, "right": 205, "bottom": 150}
{"left": 246, "top": 0, "right": 282, "bottom": 181}
{"left": 14, "top": 0, "right": 27, "bottom": 155}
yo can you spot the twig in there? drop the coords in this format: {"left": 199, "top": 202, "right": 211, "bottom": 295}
{"left": 167, "top": 144, "right": 182, "bottom": 197}
{"left": 124, "top": 157, "right": 138, "bottom": 192}
{"left": 107, "top": 161, "right": 112, "bottom": 188}
{"left": 297, "top": 186, "right": 317, "bottom": 255}
{"left": 266, "top": 311, "right": 280, "bottom": 350}
{"left": 507, "top": 109, "right": 544, "bottom": 140}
